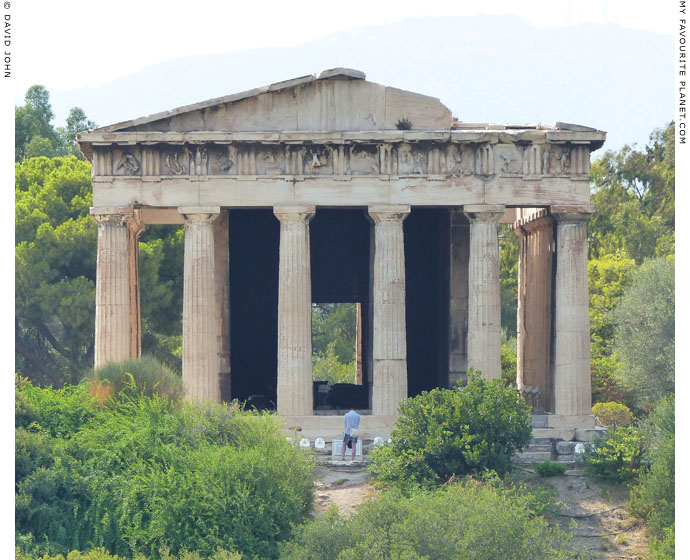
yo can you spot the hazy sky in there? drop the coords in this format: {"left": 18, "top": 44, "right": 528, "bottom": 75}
{"left": 13, "top": 0, "right": 675, "bottom": 95}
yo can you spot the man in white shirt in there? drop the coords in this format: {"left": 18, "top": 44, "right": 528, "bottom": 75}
{"left": 340, "top": 408, "right": 361, "bottom": 461}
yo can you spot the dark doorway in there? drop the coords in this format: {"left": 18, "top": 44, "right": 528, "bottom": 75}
{"left": 228, "top": 209, "right": 280, "bottom": 406}
{"left": 404, "top": 208, "right": 450, "bottom": 397}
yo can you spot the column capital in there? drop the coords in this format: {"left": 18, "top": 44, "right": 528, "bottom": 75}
{"left": 368, "top": 205, "right": 411, "bottom": 224}
{"left": 178, "top": 206, "right": 221, "bottom": 223}
{"left": 463, "top": 204, "right": 506, "bottom": 223}
{"left": 550, "top": 205, "right": 594, "bottom": 224}
{"left": 273, "top": 205, "right": 316, "bottom": 223}
{"left": 90, "top": 206, "right": 135, "bottom": 226}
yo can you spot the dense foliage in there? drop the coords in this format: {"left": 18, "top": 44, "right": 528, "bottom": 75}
{"left": 612, "top": 257, "right": 674, "bottom": 410}
{"left": 15, "top": 85, "right": 96, "bottom": 161}
{"left": 628, "top": 395, "right": 675, "bottom": 551}
{"left": 281, "top": 478, "right": 577, "bottom": 560}
{"left": 15, "top": 367, "right": 314, "bottom": 560}
{"left": 15, "top": 155, "right": 185, "bottom": 385}
{"left": 534, "top": 461, "right": 567, "bottom": 477}
{"left": 586, "top": 123, "right": 674, "bottom": 405}
{"left": 583, "top": 426, "right": 645, "bottom": 483}
{"left": 591, "top": 401, "right": 634, "bottom": 428}
{"left": 368, "top": 370, "right": 532, "bottom": 489}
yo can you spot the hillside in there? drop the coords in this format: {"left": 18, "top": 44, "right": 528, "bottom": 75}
{"left": 48, "top": 14, "right": 673, "bottom": 152}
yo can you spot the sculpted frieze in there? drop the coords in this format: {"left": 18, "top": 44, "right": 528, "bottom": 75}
{"left": 446, "top": 144, "right": 474, "bottom": 176}
{"left": 493, "top": 144, "right": 523, "bottom": 175}
{"left": 113, "top": 148, "right": 141, "bottom": 176}
{"left": 93, "top": 140, "right": 591, "bottom": 181}
{"left": 306, "top": 146, "right": 333, "bottom": 175}
{"left": 397, "top": 144, "right": 426, "bottom": 175}
{"left": 350, "top": 146, "right": 379, "bottom": 175}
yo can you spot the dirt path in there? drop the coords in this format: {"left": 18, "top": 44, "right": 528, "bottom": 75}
{"left": 311, "top": 464, "right": 649, "bottom": 558}
{"left": 527, "top": 468, "right": 649, "bottom": 559}
{"left": 312, "top": 466, "right": 376, "bottom": 517}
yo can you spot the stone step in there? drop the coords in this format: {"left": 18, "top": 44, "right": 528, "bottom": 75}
{"left": 513, "top": 450, "right": 553, "bottom": 462}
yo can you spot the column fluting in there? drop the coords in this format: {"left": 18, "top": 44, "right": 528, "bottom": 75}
{"left": 464, "top": 205, "right": 505, "bottom": 381}
{"left": 180, "top": 207, "right": 221, "bottom": 402}
{"left": 551, "top": 208, "right": 592, "bottom": 416}
{"left": 92, "top": 209, "right": 136, "bottom": 368}
{"left": 369, "top": 205, "right": 410, "bottom": 416}
{"left": 274, "top": 206, "right": 316, "bottom": 416}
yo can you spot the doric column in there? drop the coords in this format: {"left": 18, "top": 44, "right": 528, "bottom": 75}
{"left": 274, "top": 206, "right": 316, "bottom": 416}
{"left": 464, "top": 205, "right": 505, "bottom": 381}
{"left": 179, "top": 206, "right": 221, "bottom": 402}
{"left": 91, "top": 207, "right": 143, "bottom": 368}
{"left": 514, "top": 213, "right": 555, "bottom": 411}
{"left": 214, "top": 211, "right": 231, "bottom": 398}
{"left": 448, "top": 208, "right": 470, "bottom": 387}
{"left": 551, "top": 206, "right": 593, "bottom": 416}
{"left": 368, "top": 205, "right": 410, "bottom": 416}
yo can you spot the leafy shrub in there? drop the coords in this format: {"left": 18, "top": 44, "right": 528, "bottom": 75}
{"left": 628, "top": 396, "right": 674, "bottom": 549}
{"left": 368, "top": 370, "right": 532, "bottom": 490}
{"left": 15, "top": 380, "right": 314, "bottom": 560}
{"left": 281, "top": 479, "right": 578, "bottom": 560}
{"left": 592, "top": 401, "right": 634, "bottom": 428}
{"left": 648, "top": 526, "right": 674, "bottom": 560}
{"left": 501, "top": 339, "right": 518, "bottom": 387}
{"left": 613, "top": 257, "right": 674, "bottom": 410}
{"left": 14, "top": 545, "right": 241, "bottom": 559}
{"left": 534, "top": 461, "right": 567, "bottom": 477}
{"left": 15, "top": 376, "right": 96, "bottom": 437}
{"left": 84, "top": 356, "right": 185, "bottom": 403}
{"left": 583, "top": 426, "right": 645, "bottom": 482}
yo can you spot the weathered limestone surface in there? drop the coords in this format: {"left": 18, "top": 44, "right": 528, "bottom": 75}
{"left": 94, "top": 69, "right": 451, "bottom": 134}
{"left": 82, "top": 70, "right": 604, "bottom": 437}
{"left": 274, "top": 206, "right": 316, "bottom": 416}
{"left": 214, "top": 211, "right": 231, "bottom": 397}
{"left": 180, "top": 207, "right": 221, "bottom": 402}
{"left": 515, "top": 211, "right": 554, "bottom": 411}
{"left": 369, "top": 205, "right": 410, "bottom": 415}
{"left": 464, "top": 205, "right": 504, "bottom": 381}
{"left": 552, "top": 207, "right": 593, "bottom": 416}
{"left": 91, "top": 207, "right": 142, "bottom": 368}
{"left": 448, "top": 209, "right": 469, "bottom": 387}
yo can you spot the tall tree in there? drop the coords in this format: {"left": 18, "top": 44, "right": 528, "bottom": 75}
{"left": 15, "top": 156, "right": 185, "bottom": 386}
{"left": 589, "top": 122, "right": 675, "bottom": 262}
{"left": 613, "top": 257, "right": 674, "bottom": 410}
{"left": 15, "top": 85, "right": 96, "bottom": 162}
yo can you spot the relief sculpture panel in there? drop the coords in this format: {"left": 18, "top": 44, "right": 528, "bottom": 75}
{"left": 493, "top": 144, "right": 523, "bottom": 175}
{"left": 350, "top": 146, "right": 379, "bottom": 175}
{"left": 397, "top": 144, "right": 426, "bottom": 175}
{"left": 305, "top": 146, "right": 333, "bottom": 175}
{"left": 256, "top": 147, "right": 285, "bottom": 176}
{"left": 113, "top": 148, "right": 141, "bottom": 176}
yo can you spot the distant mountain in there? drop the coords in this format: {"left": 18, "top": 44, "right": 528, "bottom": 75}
{"left": 50, "top": 14, "right": 673, "bottom": 154}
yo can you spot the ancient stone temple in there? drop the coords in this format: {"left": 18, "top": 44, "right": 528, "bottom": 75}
{"left": 78, "top": 68, "right": 605, "bottom": 440}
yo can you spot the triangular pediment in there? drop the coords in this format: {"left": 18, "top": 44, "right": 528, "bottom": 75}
{"left": 96, "top": 68, "right": 453, "bottom": 133}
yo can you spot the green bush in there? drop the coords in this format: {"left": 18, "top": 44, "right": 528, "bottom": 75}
{"left": 648, "top": 526, "right": 674, "bottom": 560}
{"left": 592, "top": 401, "right": 634, "bottom": 428}
{"left": 628, "top": 395, "right": 674, "bottom": 550}
{"left": 534, "top": 461, "right": 567, "bottom": 477}
{"left": 500, "top": 339, "right": 518, "bottom": 387}
{"left": 15, "top": 375, "right": 96, "bottom": 437}
{"left": 583, "top": 426, "right": 645, "bottom": 483}
{"left": 281, "top": 479, "right": 578, "bottom": 560}
{"left": 368, "top": 370, "right": 532, "bottom": 490}
{"left": 14, "top": 545, "right": 242, "bottom": 560}
{"left": 83, "top": 356, "right": 185, "bottom": 403}
{"left": 15, "top": 380, "right": 314, "bottom": 560}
